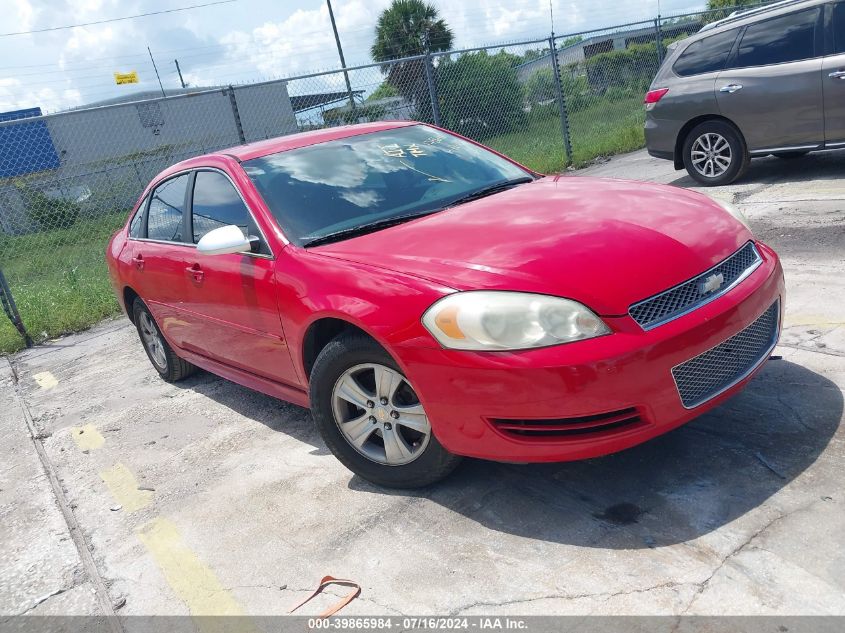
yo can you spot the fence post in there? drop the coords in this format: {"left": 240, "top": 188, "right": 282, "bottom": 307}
{"left": 0, "top": 267, "right": 33, "bottom": 348}
{"left": 227, "top": 85, "right": 246, "bottom": 144}
{"left": 423, "top": 47, "right": 442, "bottom": 127}
{"left": 655, "top": 17, "right": 664, "bottom": 66}
{"left": 549, "top": 35, "right": 573, "bottom": 166}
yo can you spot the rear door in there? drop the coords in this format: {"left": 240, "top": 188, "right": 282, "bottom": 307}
{"left": 179, "top": 168, "right": 298, "bottom": 386}
{"left": 127, "top": 173, "right": 192, "bottom": 348}
{"left": 715, "top": 7, "right": 825, "bottom": 152}
{"left": 823, "top": 0, "right": 845, "bottom": 146}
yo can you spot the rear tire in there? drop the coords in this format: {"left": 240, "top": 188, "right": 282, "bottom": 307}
{"left": 132, "top": 298, "right": 196, "bottom": 382}
{"left": 682, "top": 120, "right": 749, "bottom": 186}
{"left": 309, "top": 332, "right": 461, "bottom": 488}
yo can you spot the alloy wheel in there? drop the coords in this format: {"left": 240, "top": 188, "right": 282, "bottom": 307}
{"left": 138, "top": 312, "right": 167, "bottom": 371}
{"left": 331, "top": 363, "right": 431, "bottom": 466}
{"left": 691, "top": 133, "right": 732, "bottom": 178}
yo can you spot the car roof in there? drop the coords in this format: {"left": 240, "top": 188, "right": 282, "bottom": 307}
{"left": 696, "top": 0, "right": 825, "bottom": 36}
{"left": 223, "top": 120, "right": 418, "bottom": 162}
{"left": 147, "top": 121, "right": 422, "bottom": 187}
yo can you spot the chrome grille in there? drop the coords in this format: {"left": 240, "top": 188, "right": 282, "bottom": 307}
{"left": 672, "top": 300, "right": 779, "bottom": 408}
{"left": 629, "top": 242, "right": 762, "bottom": 330}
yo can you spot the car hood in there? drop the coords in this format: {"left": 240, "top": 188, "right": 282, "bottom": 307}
{"left": 312, "top": 176, "right": 751, "bottom": 315}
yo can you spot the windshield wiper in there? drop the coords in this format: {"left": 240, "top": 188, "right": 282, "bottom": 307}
{"left": 302, "top": 210, "right": 441, "bottom": 247}
{"left": 445, "top": 176, "right": 534, "bottom": 209}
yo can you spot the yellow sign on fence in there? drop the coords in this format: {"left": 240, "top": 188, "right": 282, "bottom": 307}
{"left": 114, "top": 71, "right": 139, "bottom": 85}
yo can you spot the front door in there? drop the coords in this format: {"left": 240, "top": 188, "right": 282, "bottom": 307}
{"left": 178, "top": 169, "right": 299, "bottom": 387}
{"left": 715, "top": 6, "right": 825, "bottom": 152}
{"left": 823, "top": 1, "right": 845, "bottom": 146}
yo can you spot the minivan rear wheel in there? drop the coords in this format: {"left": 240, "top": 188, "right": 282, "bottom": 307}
{"left": 682, "top": 121, "right": 749, "bottom": 186}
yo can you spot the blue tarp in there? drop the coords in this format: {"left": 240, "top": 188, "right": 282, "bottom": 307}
{"left": 0, "top": 107, "right": 60, "bottom": 178}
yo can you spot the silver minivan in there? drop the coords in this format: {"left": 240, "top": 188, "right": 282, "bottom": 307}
{"left": 645, "top": 0, "right": 845, "bottom": 185}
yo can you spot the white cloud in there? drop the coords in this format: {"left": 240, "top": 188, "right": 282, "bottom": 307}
{"left": 0, "top": 0, "right": 705, "bottom": 112}
{"left": 0, "top": 77, "right": 83, "bottom": 111}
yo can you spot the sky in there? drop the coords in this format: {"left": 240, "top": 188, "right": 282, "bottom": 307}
{"left": 0, "top": 0, "right": 705, "bottom": 113}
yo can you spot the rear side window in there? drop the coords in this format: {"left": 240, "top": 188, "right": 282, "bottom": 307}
{"left": 731, "top": 8, "right": 819, "bottom": 68}
{"left": 191, "top": 171, "right": 254, "bottom": 243}
{"left": 833, "top": 2, "right": 845, "bottom": 54}
{"left": 673, "top": 29, "right": 739, "bottom": 76}
{"left": 147, "top": 174, "right": 189, "bottom": 242}
{"left": 128, "top": 196, "right": 146, "bottom": 238}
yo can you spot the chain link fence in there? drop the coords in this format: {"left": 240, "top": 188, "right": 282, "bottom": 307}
{"left": 0, "top": 2, "right": 772, "bottom": 352}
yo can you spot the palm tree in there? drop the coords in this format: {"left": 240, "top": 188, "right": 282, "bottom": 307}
{"left": 370, "top": 0, "right": 454, "bottom": 118}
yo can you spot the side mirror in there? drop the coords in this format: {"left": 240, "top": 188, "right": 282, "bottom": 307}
{"left": 196, "top": 225, "right": 258, "bottom": 255}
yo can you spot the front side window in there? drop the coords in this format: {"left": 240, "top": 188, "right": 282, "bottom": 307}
{"left": 146, "top": 174, "right": 189, "bottom": 242}
{"left": 128, "top": 196, "right": 146, "bottom": 238}
{"left": 191, "top": 171, "right": 255, "bottom": 244}
{"left": 242, "top": 125, "right": 531, "bottom": 246}
{"left": 731, "top": 8, "right": 819, "bottom": 68}
{"left": 673, "top": 29, "right": 740, "bottom": 76}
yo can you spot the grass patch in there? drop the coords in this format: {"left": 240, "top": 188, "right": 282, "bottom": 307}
{"left": 0, "top": 213, "right": 127, "bottom": 354}
{"left": 485, "top": 96, "right": 646, "bottom": 173}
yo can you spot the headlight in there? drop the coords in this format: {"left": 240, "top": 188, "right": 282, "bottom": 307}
{"left": 710, "top": 196, "right": 752, "bottom": 232}
{"left": 422, "top": 291, "right": 610, "bottom": 351}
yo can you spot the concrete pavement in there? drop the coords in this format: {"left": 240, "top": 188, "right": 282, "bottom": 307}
{"left": 2, "top": 149, "right": 844, "bottom": 619}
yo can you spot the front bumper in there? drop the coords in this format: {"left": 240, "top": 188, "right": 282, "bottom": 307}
{"left": 397, "top": 243, "right": 784, "bottom": 462}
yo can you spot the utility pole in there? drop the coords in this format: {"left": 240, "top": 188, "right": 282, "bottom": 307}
{"left": 326, "top": 0, "right": 357, "bottom": 117}
{"left": 148, "top": 46, "right": 166, "bottom": 97}
{"left": 174, "top": 59, "right": 187, "bottom": 89}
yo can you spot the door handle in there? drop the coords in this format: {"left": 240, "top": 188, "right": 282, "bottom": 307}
{"left": 829, "top": 70, "right": 845, "bottom": 80}
{"left": 719, "top": 84, "right": 743, "bottom": 93}
{"left": 132, "top": 254, "right": 144, "bottom": 270}
{"left": 185, "top": 264, "right": 204, "bottom": 282}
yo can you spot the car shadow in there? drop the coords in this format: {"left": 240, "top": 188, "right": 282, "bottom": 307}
{"left": 173, "top": 370, "right": 331, "bottom": 456}
{"left": 668, "top": 149, "right": 845, "bottom": 188}
{"left": 348, "top": 359, "right": 842, "bottom": 548}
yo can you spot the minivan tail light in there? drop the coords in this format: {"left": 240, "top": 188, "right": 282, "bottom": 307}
{"left": 644, "top": 88, "right": 669, "bottom": 110}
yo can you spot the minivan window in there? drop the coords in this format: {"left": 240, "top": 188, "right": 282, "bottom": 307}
{"left": 673, "top": 29, "right": 739, "bottom": 76}
{"left": 147, "top": 174, "right": 189, "bottom": 242}
{"left": 128, "top": 196, "right": 146, "bottom": 238}
{"left": 833, "top": 2, "right": 845, "bottom": 54}
{"left": 191, "top": 171, "right": 255, "bottom": 244}
{"left": 731, "top": 8, "right": 819, "bottom": 68}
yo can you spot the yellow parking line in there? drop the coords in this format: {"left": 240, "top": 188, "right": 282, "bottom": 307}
{"left": 99, "top": 463, "right": 153, "bottom": 513}
{"left": 137, "top": 517, "right": 249, "bottom": 622}
{"left": 71, "top": 424, "right": 105, "bottom": 451}
{"left": 33, "top": 371, "right": 58, "bottom": 390}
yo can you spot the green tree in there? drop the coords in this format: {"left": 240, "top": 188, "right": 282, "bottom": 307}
{"left": 522, "top": 47, "right": 550, "bottom": 62}
{"left": 524, "top": 67, "right": 556, "bottom": 104}
{"left": 366, "top": 82, "right": 399, "bottom": 101}
{"left": 437, "top": 51, "right": 526, "bottom": 140}
{"left": 703, "top": 0, "right": 761, "bottom": 23}
{"left": 371, "top": 0, "right": 453, "bottom": 118}
{"left": 706, "top": 0, "right": 758, "bottom": 8}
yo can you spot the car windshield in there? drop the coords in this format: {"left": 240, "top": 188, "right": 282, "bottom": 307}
{"left": 242, "top": 125, "right": 532, "bottom": 246}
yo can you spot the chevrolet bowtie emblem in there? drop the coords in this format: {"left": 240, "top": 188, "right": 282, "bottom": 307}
{"left": 700, "top": 272, "right": 725, "bottom": 294}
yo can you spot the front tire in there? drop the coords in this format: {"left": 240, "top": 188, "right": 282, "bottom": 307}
{"left": 132, "top": 298, "right": 196, "bottom": 382}
{"left": 309, "top": 332, "right": 461, "bottom": 488}
{"left": 682, "top": 120, "right": 749, "bottom": 186}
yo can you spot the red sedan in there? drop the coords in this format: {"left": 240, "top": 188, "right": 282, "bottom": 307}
{"left": 106, "top": 121, "right": 784, "bottom": 487}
